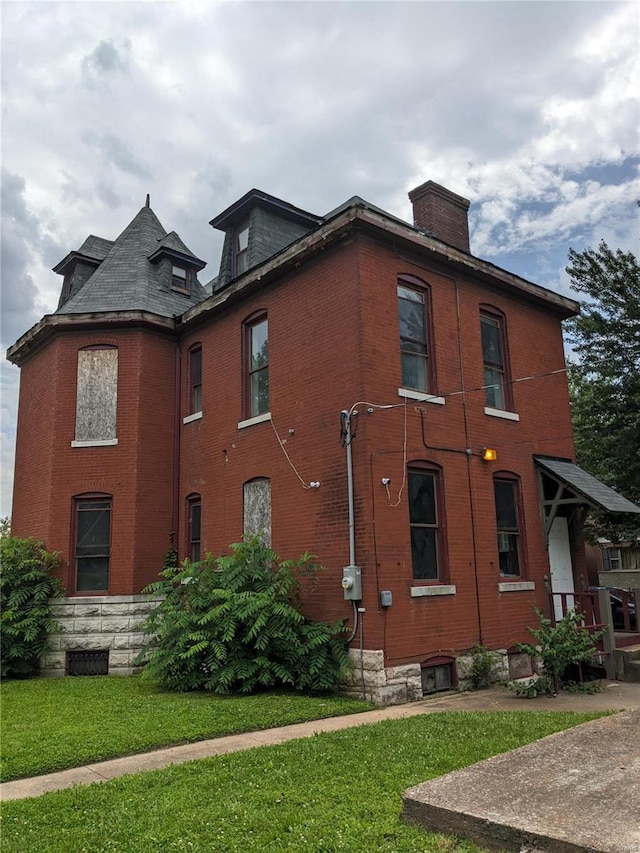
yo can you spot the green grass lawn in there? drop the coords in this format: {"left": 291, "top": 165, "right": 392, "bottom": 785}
{"left": 0, "top": 675, "right": 370, "bottom": 781}
{"left": 0, "top": 711, "right": 599, "bottom": 853}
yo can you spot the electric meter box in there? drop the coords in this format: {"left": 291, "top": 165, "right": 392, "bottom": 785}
{"left": 342, "top": 565, "right": 362, "bottom": 600}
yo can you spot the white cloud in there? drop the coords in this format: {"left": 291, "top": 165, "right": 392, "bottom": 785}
{"left": 2, "top": 0, "right": 639, "bottom": 518}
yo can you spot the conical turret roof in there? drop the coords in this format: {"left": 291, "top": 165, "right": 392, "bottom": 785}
{"left": 56, "top": 205, "right": 206, "bottom": 317}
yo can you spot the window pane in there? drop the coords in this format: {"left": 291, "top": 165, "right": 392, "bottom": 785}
{"left": 494, "top": 480, "right": 518, "bottom": 529}
{"left": 77, "top": 508, "right": 110, "bottom": 549}
{"left": 251, "top": 320, "right": 268, "bottom": 370}
{"left": 251, "top": 368, "right": 269, "bottom": 416}
{"left": 190, "top": 503, "right": 201, "bottom": 541}
{"left": 481, "top": 316, "right": 503, "bottom": 366}
{"left": 237, "top": 225, "right": 249, "bottom": 252}
{"left": 498, "top": 533, "right": 520, "bottom": 576}
{"left": 402, "top": 353, "right": 427, "bottom": 391}
{"left": 411, "top": 527, "right": 438, "bottom": 579}
{"left": 409, "top": 472, "right": 436, "bottom": 525}
{"left": 397, "top": 285, "right": 423, "bottom": 303}
{"left": 191, "top": 350, "right": 202, "bottom": 386}
{"left": 398, "top": 297, "right": 426, "bottom": 344}
{"left": 76, "top": 557, "right": 109, "bottom": 591}
{"left": 484, "top": 366, "right": 505, "bottom": 409}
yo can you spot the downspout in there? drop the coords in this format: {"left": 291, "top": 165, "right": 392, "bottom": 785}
{"left": 344, "top": 410, "right": 356, "bottom": 569}
{"left": 455, "top": 282, "right": 484, "bottom": 646}
{"left": 342, "top": 409, "right": 361, "bottom": 673}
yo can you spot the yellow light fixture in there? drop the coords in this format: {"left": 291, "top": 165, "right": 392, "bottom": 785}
{"left": 482, "top": 447, "right": 498, "bottom": 462}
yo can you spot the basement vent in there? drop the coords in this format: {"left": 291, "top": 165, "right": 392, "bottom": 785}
{"left": 421, "top": 662, "right": 453, "bottom": 695}
{"left": 66, "top": 650, "right": 109, "bottom": 676}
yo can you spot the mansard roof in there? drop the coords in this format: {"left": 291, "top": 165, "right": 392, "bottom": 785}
{"left": 56, "top": 205, "right": 206, "bottom": 317}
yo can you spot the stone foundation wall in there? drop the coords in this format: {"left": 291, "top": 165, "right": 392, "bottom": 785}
{"left": 342, "top": 648, "right": 516, "bottom": 705}
{"left": 42, "top": 595, "right": 160, "bottom": 677}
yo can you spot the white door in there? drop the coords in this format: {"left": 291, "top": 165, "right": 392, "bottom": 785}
{"left": 548, "top": 516, "right": 575, "bottom": 621}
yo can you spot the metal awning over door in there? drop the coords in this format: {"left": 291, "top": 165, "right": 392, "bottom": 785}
{"left": 534, "top": 456, "right": 640, "bottom": 544}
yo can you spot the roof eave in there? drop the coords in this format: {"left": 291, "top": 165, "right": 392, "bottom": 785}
{"left": 147, "top": 246, "right": 207, "bottom": 271}
{"left": 354, "top": 207, "right": 580, "bottom": 318}
{"left": 209, "top": 189, "right": 322, "bottom": 231}
{"left": 6, "top": 311, "right": 176, "bottom": 366}
{"left": 52, "top": 252, "right": 102, "bottom": 276}
{"left": 185, "top": 203, "right": 579, "bottom": 326}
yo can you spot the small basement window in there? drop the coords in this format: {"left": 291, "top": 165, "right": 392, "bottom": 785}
{"left": 421, "top": 662, "right": 453, "bottom": 695}
{"left": 66, "top": 650, "right": 110, "bottom": 676}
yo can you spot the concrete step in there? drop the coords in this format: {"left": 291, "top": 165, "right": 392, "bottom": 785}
{"left": 614, "top": 645, "right": 640, "bottom": 681}
{"left": 626, "top": 661, "right": 640, "bottom": 683}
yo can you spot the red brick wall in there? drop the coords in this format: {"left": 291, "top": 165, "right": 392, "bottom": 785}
{"left": 174, "top": 232, "right": 576, "bottom": 664}
{"left": 12, "top": 226, "right": 579, "bottom": 666}
{"left": 178, "top": 242, "right": 364, "bottom": 628}
{"left": 12, "top": 328, "right": 176, "bottom": 595}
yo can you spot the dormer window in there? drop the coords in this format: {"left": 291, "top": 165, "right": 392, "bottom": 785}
{"left": 171, "top": 265, "right": 189, "bottom": 293}
{"left": 235, "top": 223, "right": 250, "bottom": 276}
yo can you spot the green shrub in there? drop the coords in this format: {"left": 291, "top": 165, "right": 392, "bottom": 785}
{"left": 510, "top": 607, "right": 604, "bottom": 696}
{"left": 0, "top": 530, "right": 64, "bottom": 679}
{"left": 137, "top": 537, "right": 349, "bottom": 693}
{"left": 469, "top": 644, "right": 495, "bottom": 689}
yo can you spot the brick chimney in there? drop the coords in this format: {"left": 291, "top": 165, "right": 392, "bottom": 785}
{"left": 408, "top": 180, "right": 471, "bottom": 253}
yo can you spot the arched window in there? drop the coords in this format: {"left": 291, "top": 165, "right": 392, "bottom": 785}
{"left": 186, "top": 494, "right": 202, "bottom": 562}
{"left": 397, "top": 275, "right": 435, "bottom": 394}
{"left": 243, "top": 312, "right": 269, "bottom": 419}
{"left": 73, "top": 493, "right": 112, "bottom": 592}
{"left": 479, "top": 305, "right": 512, "bottom": 412}
{"left": 73, "top": 345, "right": 118, "bottom": 445}
{"left": 243, "top": 477, "right": 271, "bottom": 546}
{"left": 187, "top": 345, "right": 202, "bottom": 416}
{"left": 407, "top": 462, "right": 447, "bottom": 582}
{"left": 493, "top": 472, "right": 526, "bottom": 577}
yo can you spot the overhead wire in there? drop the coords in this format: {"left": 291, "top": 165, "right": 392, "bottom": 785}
{"left": 269, "top": 417, "right": 313, "bottom": 490}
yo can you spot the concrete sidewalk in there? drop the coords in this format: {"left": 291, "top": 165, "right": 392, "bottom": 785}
{"left": 404, "top": 708, "right": 640, "bottom": 853}
{"left": 2, "top": 680, "right": 639, "bottom": 803}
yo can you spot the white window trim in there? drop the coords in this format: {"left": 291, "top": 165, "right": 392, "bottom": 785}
{"left": 71, "top": 439, "right": 118, "bottom": 448}
{"left": 484, "top": 406, "right": 520, "bottom": 422}
{"left": 410, "top": 584, "right": 456, "bottom": 597}
{"left": 183, "top": 411, "right": 203, "bottom": 424}
{"left": 398, "top": 388, "right": 445, "bottom": 405}
{"left": 238, "top": 411, "right": 271, "bottom": 430}
{"left": 498, "top": 581, "right": 535, "bottom": 592}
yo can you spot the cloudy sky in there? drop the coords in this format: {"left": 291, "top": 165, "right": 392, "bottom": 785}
{"left": 1, "top": 0, "right": 639, "bottom": 518}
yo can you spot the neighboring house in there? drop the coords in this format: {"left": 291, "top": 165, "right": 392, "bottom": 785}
{"left": 8, "top": 180, "right": 640, "bottom": 700}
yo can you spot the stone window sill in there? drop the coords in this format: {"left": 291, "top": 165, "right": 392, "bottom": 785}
{"left": 398, "top": 388, "right": 445, "bottom": 405}
{"left": 484, "top": 407, "right": 520, "bottom": 422}
{"left": 71, "top": 439, "right": 118, "bottom": 447}
{"left": 498, "top": 581, "right": 535, "bottom": 592}
{"left": 410, "top": 584, "right": 456, "bottom": 597}
{"left": 238, "top": 412, "right": 271, "bottom": 430}
{"left": 183, "top": 411, "right": 202, "bottom": 424}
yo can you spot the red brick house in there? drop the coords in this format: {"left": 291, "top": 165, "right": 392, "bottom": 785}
{"left": 8, "top": 181, "right": 639, "bottom": 699}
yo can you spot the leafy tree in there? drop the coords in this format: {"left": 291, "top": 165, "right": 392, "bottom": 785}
{"left": 1, "top": 532, "right": 64, "bottom": 678}
{"left": 137, "top": 537, "right": 349, "bottom": 694}
{"left": 564, "top": 240, "right": 640, "bottom": 541}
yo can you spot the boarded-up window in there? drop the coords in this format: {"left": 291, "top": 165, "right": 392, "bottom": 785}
{"left": 75, "top": 347, "right": 118, "bottom": 442}
{"left": 243, "top": 478, "right": 271, "bottom": 546}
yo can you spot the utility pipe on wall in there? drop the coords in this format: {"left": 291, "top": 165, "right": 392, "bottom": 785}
{"left": 342, "top": 409, "right": 360, "bottom": 645}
